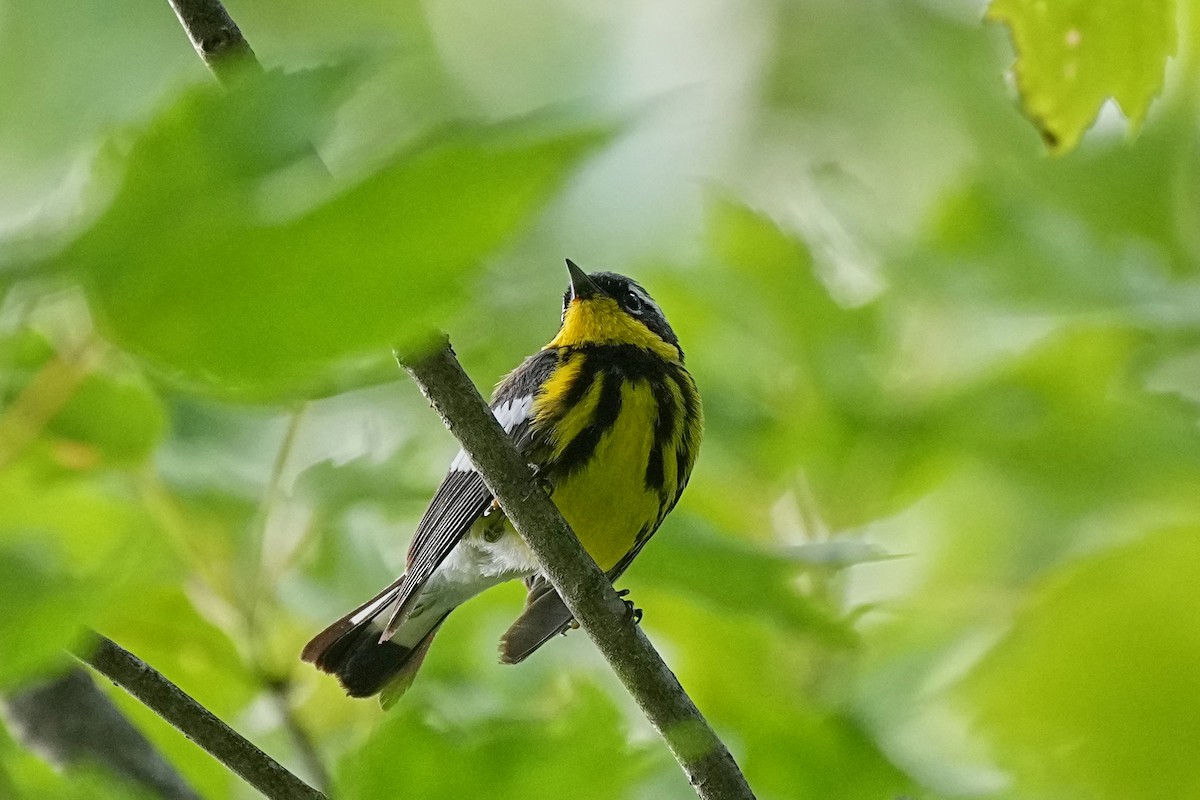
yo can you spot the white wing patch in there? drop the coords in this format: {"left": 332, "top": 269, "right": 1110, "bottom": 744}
{"left": 449, "top": 395, "right": 534, "bottom": 472}
{"left": 348, "top": 591, "right": 397, "bottom": 626}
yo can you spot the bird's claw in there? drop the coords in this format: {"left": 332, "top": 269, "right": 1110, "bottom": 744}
{"left": 615, "top": 588, "right": 643, "bottom": 625}
{"left": 524, "top": 466, "right": 553, "bottom": 500}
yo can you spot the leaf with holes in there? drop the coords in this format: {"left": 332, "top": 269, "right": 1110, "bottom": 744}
{"left": 988, "top": 0, "right": 1176, "bottom": 153}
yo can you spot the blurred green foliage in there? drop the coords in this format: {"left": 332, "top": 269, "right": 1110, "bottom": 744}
{"left": 1, "top": 1, "right": 1199, "bottom": 799}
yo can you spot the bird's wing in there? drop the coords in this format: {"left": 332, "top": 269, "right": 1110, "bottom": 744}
{"left": 301, "top": 463, "right": 497, "bottom": 660}
{"left": 377, "top": 469, "right": 494, "bottom": 636}
{"left": 378, "top": 349, "right": 559, "bottom": 637}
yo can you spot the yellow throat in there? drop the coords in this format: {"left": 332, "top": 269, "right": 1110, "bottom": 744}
{"left": 546, "top": 296, "right": 680, "bottom": 361}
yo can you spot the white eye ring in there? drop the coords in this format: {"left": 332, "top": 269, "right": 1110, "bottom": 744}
{"left": 625, "top": 291, "right": 644, "bottom": 314}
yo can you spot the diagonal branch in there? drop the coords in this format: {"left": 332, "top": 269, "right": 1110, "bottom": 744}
{"left": 159, "top": 0, "right": 754, "bottom": 797}
{"left": 399, "top": 340, "right": 757, "bottom": 800}
{"left": 74, "top": 634, "right": 326, "bottom": 800}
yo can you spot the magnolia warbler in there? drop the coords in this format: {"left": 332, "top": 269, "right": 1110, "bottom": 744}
{"left": 302, "top": 260, "right": 703, "bottom": 706}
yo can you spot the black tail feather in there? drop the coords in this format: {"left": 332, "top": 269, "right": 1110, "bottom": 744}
{"left": 305, "top": 613, "right": 449, "bottom": 700}
{"left": 303, "top": 578, "right": 448, "bottom": 701}
{"left": 330, "top": 624, "right": 412, "bottom": 698}
{"left": 301, "top": 576, "right": 403, "bottom": 667}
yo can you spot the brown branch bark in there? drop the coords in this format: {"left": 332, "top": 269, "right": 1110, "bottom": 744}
{"left": 74, "top": 635, "right": 326, "bottom": 800}
{"left": 399, "top": 340, "right": 757, "bottom": 800}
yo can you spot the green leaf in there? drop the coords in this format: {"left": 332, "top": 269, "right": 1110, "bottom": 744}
{"left": 965, "top": 527, "right": 1200, "bottom": 799}
{"left": 988, "top": 0, "right": 1177, "bottom": 153}
{"left": 336, "top": 682, "right": 651, "bottom": 800}
{"left": 0, "top": 543, "right": 84, "bottom": 687}
{"left": 0, "top": 0, "right": 195, "bottom": 193}
{"left": 99, "top": 584, "right": 259, "bottom": 719}
{"left": 52, "top": 68, "right": 609, "bottom": 401}
{"left": 0, "top": 328, "right": 165, "bottom": 466}
{"left": 646, "top": 596, "right": 917, "bottom": 800}
{"left": 0, "top": 459, "right": 165, "bottom": 687}
{"left": 633, "top": 522, "right": 857, "bottom": 647}
{"left": 48, "top": 372, "right": 165, "bottom": 466}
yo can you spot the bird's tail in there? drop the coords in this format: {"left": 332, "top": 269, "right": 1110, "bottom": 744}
{"left": 302, "top": 579, "right": 449, "bottom": 707}
{"left": 498, "top": 575, "right": 574, "bottom": 664}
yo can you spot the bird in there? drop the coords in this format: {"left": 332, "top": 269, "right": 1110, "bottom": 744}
{"left": 302, "top": 260, "right": 703, "bottom": 707}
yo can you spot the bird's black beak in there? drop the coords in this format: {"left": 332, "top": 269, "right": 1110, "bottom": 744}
{"left": 566, "top": 259, "right": 600, "bottom": 301}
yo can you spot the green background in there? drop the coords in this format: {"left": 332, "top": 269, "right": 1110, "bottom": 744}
{"left": 1, "top": 1, "right": 1196, "bottom": 798}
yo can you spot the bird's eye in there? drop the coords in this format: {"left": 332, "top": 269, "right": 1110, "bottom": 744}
{"left": 625, "top": 292, "right": 644, "bottom": 314}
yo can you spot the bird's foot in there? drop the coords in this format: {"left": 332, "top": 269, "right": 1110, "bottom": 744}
{"left": 616, "top": 588, "right": 643, "bottom": 625}
{"left": 525, "top": 465, "right": 553, "bottom": 500}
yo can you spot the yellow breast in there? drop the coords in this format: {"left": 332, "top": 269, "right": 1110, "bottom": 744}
{"left": 543, "top": 379, "right": 662, "bottom": 571}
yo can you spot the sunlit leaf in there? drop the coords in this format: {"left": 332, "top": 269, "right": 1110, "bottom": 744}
{"left": 988, "top": 0, "right": 1177, "bottom": 152}
{"left": 5, "top": 1, "right": 1200, "bottom": 797}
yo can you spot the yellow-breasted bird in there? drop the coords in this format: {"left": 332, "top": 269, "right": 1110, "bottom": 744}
{"left": 302, "top": 260, "right": 703, "bottom": 706}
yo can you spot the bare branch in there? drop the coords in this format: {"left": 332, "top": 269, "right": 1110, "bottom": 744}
{"left": 158, "top": 0, "right": 753, "bottom": 796}
{"left": 166, "top": 0, "right": 261, "bottom": 83}
{"left": 399, "top": 340, "right": 757, "bottom": 800}
{"left": 264, "top": 678, "right": 332, "bottom": 796}
{"left": 74, "top": 635, "right": 326, "bottom": 800}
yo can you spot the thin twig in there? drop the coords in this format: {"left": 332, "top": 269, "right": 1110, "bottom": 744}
{"left": 248, "top": 408, "right": 331, "bottom": 794}
{"left": 0, "top": 338, "right": 100, "bottom": 470}
{"left": 265, "top": 679, "right": 332, "bottom": 795}
{"left": 399, "top": 340, "right": 757, "bottom": 800}
{"left": 245, "top": 405, "right": 308, "bottom": 642}
{"left": 166, "top": 0, "right": 261, "bottom": 83}
{"left": 74, "top": 634, "right": 326, "bottom": 800}
{"left": 161, "top": 0, "right": 753, "bottom": 796}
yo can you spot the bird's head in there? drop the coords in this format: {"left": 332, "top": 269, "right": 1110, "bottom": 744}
{"left": 547, "top": 260, "right": 682, "bottom": 362}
